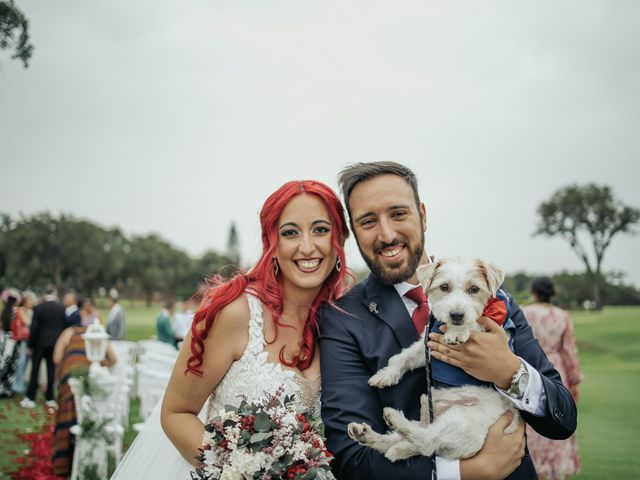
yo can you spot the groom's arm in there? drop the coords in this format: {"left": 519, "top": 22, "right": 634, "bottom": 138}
{"left": 509, "top": 297, "right": 577, "bottom": 438}
{"left": 319, "top": 307, "right": 435, "bottom": 480}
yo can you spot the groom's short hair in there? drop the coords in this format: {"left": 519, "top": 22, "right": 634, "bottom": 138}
{"left": 338, "top": 161, "right": 421, "bottom": 219}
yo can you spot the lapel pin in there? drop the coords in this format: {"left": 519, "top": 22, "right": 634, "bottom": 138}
{"left": 369, "top": 302, "right": 379, "bottom": 314}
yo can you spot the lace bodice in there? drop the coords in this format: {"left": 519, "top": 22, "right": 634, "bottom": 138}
{"left": 205, "top": 293, "right": 321, "bottom": 420}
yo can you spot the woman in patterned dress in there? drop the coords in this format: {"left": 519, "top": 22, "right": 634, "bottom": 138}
{"left": 0, "top": 290, "right": 22, "bottom": 397}
{"left": 523, "top": 277, "right": 582, "bottom": 480}
{"left": 51, "top": 299, "right": 116, "bottom": 476}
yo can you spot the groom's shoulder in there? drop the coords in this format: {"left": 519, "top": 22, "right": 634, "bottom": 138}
{"left": 319, "top": 278, "right": 368, "bottom": 329}
{"left": 336, "top": 277, "right": 368, "bottom": 308}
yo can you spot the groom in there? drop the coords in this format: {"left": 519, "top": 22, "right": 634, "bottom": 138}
{"left": 319, "top": 162, "right": 577, "bottom": 480}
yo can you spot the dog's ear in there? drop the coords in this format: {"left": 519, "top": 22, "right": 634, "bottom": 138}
{"left": 476, "top": 260, "right": 505, "bottom": 294}
{"left": 417, "top": 260, "right": 440, "bottom": 291}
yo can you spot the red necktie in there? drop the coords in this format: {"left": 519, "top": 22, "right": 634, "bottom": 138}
{"left": 405, "top": 286, "right": 429, "bottom": 335}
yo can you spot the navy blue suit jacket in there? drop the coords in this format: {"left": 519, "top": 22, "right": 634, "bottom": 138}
{"left": 319, "top": 274, "right": 577, "bottom": 480}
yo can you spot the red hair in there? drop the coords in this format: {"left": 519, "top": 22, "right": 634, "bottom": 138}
{"left": 186, "top": 180, "right": 352, "bottom": 376}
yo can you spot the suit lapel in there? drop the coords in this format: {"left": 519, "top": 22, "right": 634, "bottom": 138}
{"left": 361, "top": 274, "right": 420, "bottom": 348}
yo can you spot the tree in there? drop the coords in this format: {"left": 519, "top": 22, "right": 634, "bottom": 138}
{"left": 0, "top": 212, "right": 128, "bottom": 295}
{"left": 0, "top": 0, "right": 34, "bottom": 67}
{"left": 534, "top": 184, "right": 640, "bottom": 309}
{"left": 226, "top": 222, "right": 241, "bottom": 266}
{"left": 125, "top": 234, "right": 192, "bottom": 306}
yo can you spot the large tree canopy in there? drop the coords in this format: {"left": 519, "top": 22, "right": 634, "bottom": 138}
{"left": 0, "top": 0, "right": 34, "bottom": 67}
{"left": 534, "top": 183, "right": 639, "bottom": 307}
{"left": 0, "top": 212, "right": 231, "bottom": 301}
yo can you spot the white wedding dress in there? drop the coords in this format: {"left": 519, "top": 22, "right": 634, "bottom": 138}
{"left": 111, "top": 293, "right": 322, "bottom": 479}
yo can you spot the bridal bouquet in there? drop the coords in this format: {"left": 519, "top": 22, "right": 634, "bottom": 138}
{"left": 191, "top": 390, "right": 333, "bottom": 480}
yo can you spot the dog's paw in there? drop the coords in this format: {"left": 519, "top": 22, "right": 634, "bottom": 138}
{"left": 382, "top": 407, "right": 406, "bottom": 429}
{"left": 369, "top": 367, "right": 401, "bottom": 388}
{"left": 443, "top": 331, "right": 470, "bottom": 344}
{"left": 348, "top": 422, "right": 372, "bottom": 442}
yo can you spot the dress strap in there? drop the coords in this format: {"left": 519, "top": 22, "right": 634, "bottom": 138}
{"left": 244, "top": 293, "right": 265, "bottom": 356}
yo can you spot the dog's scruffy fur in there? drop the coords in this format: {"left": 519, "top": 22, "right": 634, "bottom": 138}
{"left": 348, "top": 257, "right": 519, "bottom": 461}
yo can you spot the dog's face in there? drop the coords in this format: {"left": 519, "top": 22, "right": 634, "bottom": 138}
{"left": 416, "top": 258, "right": 505, "bottom": 328}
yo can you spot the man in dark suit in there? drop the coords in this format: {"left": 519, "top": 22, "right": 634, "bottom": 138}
{"left": 21, "top": 285, "right": 67, "bottom": 409}
{"left": 320, "top": 162, "right": 577, "bottom": 480}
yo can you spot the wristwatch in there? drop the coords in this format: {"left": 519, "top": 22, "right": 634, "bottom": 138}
{"left": 506, "top": 360, "right": 529, "bottom": 399}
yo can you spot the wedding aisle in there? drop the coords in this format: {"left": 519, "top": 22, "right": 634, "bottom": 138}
{"left": 0, "top": 396, "right": 61, "bottom": 479}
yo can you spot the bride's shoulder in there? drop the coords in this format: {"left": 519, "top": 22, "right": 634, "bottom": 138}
{"left": 202, "top": 295, "right": 251, "bottom": 357}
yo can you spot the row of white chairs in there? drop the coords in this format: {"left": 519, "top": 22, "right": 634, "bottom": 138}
{"left": 68, "top": 339, "right": 178, "bottom": 479}
{"left": 133, "top": 340, "right": 178, "bottom": 421}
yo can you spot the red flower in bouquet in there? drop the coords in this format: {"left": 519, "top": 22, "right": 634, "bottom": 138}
{"left": 285, "top": 462, "right": 308, "bottom": 479}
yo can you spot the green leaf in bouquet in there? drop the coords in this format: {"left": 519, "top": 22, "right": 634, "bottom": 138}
{"left": 249, "top": 431, "right": 273, "bottom": 444}
{"left": 224, "top": 404, "right": 238, "bottom": 413}
{"left": 300, "top": 467, "right": 320, "bottom": 480}
{"left": 253, "top": 411, "right": 273, "bottom": 432}
{"left": 308, "top": 448, "right": 321, "bottom": 458}
{"left": 271, "top": 453, "right": 293, "bottom": 474}
{"left": 204, "top": 423, "right": 215, "bottom": 433}
{"left": 223, "top": 419, "right": 237, "bottom": 428}
{"left": 238, "top": 400, "right": 253, "bottom": 416}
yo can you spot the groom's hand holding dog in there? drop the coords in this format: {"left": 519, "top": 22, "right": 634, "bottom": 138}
{"left": 460, "top": 412, "right": 526, "bottom": 480}
{"left": 428, "top": 316, "right": 522, "bottom": 389}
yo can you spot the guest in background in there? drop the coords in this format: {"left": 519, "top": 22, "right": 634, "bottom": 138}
{"left": 523, "top": 277, "right": 582, "bottom": 480}
{"left": 79, "top": 298, "right": 101, "bottom": 326}
{"left": 22, "top": 285, "right": 67, "bottom": 409}
{"left": 171, "top": 298, "right": 194, "bottom": 345}
{"left": 13, "top": 291, "right": 36, "bottom": 393}
{"left": 0, "top": 289, "right": 22, "bottom": 397}
{"left": 52, "top": 307, "right": 116, "bottom": 477}
{"left": 156, "top": 300, "right": 178, "bottom": 347}
{"left": 106, "top": 292, "right": 126, "bottom": 340}
{"left": 63, "top": 291, "right": 81, "bottom": 328}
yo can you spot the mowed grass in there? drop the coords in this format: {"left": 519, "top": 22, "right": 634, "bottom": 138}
{"left": 570, "top": 306, "right": 640, "bottom": 479}
{"left": 117, "top": 302, "right": 640, "bottom": 478}
{"left": 1, "top": 304, "right": 637, "bottom": 477}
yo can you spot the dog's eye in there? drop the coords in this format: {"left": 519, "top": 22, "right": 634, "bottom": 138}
{"left": 467, "top": 286, "right": 480, "bottom": 294}
{"left": 439, "top": 284, "right": 449, "bottom": 292}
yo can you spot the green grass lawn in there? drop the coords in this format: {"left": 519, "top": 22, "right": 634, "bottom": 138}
{"left": 570, "top": 306, "right": 640, "bottom": 479}
{"left": 0, "top": 304, "right": 638, "bottom": 477}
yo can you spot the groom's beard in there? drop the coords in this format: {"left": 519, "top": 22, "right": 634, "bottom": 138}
{"left": 357, "top": 232, "right": 424, "bottom": 286}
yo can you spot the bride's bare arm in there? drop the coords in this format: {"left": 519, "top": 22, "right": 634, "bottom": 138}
{"left": 160, "top": 296, "right": 250, "bottom": 465}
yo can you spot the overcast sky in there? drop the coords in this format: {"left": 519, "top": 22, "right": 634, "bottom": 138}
{"left": 1, "top": 1, "right": 639, "bottom": 286}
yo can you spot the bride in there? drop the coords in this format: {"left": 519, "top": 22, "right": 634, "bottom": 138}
{"left": 112, "top": 180, "right": 352, "bottom": 479}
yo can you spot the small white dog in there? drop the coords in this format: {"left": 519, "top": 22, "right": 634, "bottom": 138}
{"left": 348, "top": 257, "right": 519, "bottom": 461}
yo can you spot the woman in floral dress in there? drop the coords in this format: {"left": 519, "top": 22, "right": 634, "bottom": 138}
{"left": 523, "top": 277, "right": 581, "bottom": 480}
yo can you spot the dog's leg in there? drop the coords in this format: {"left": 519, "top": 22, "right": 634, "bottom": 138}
{"left": 348, "top": 422, "right": 404, "bottom": 454}
{"left": 369, "top": 337, "right": 426, "bottom": 388}
{"left": 383, "top": 407, "right": 439, "bottom": 458}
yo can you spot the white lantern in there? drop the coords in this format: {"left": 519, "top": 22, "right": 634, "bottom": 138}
{"left": 82, "top": 320, "right": 110, "bottom": 366}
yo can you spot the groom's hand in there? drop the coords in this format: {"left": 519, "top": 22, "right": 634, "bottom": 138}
{"left": 460, "top": 412, "right": 525, "bottom": 480}
{"left": 427, "top": 317, "right": 520, "bottom": 388}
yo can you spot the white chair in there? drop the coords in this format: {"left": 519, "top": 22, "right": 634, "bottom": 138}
{"left": 137, "top": 339, "right": 179, "bottom": 358}
{"left": 69, "top": 379, "right": 109, "bottom": 480}
{"left": 135, "top": 364, "right": 172, "bottom": 420}
{"left": 69, "top": 371, "right": 126, "bottom": 479}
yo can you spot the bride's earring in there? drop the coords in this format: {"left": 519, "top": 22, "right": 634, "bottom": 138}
{"left": 336, "top": 257, "right": 341, "bottom": 272}
{"left": 273, "top": 257, "right": 279, "bottom": 276}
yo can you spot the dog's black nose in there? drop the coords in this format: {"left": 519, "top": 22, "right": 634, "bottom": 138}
{"left": 450, "top": 312, "right": 465, "bottom": 325}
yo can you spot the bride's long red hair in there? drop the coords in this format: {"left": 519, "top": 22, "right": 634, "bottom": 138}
{"left": 186, "top": 180, "right": 352, "bottom": 376}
